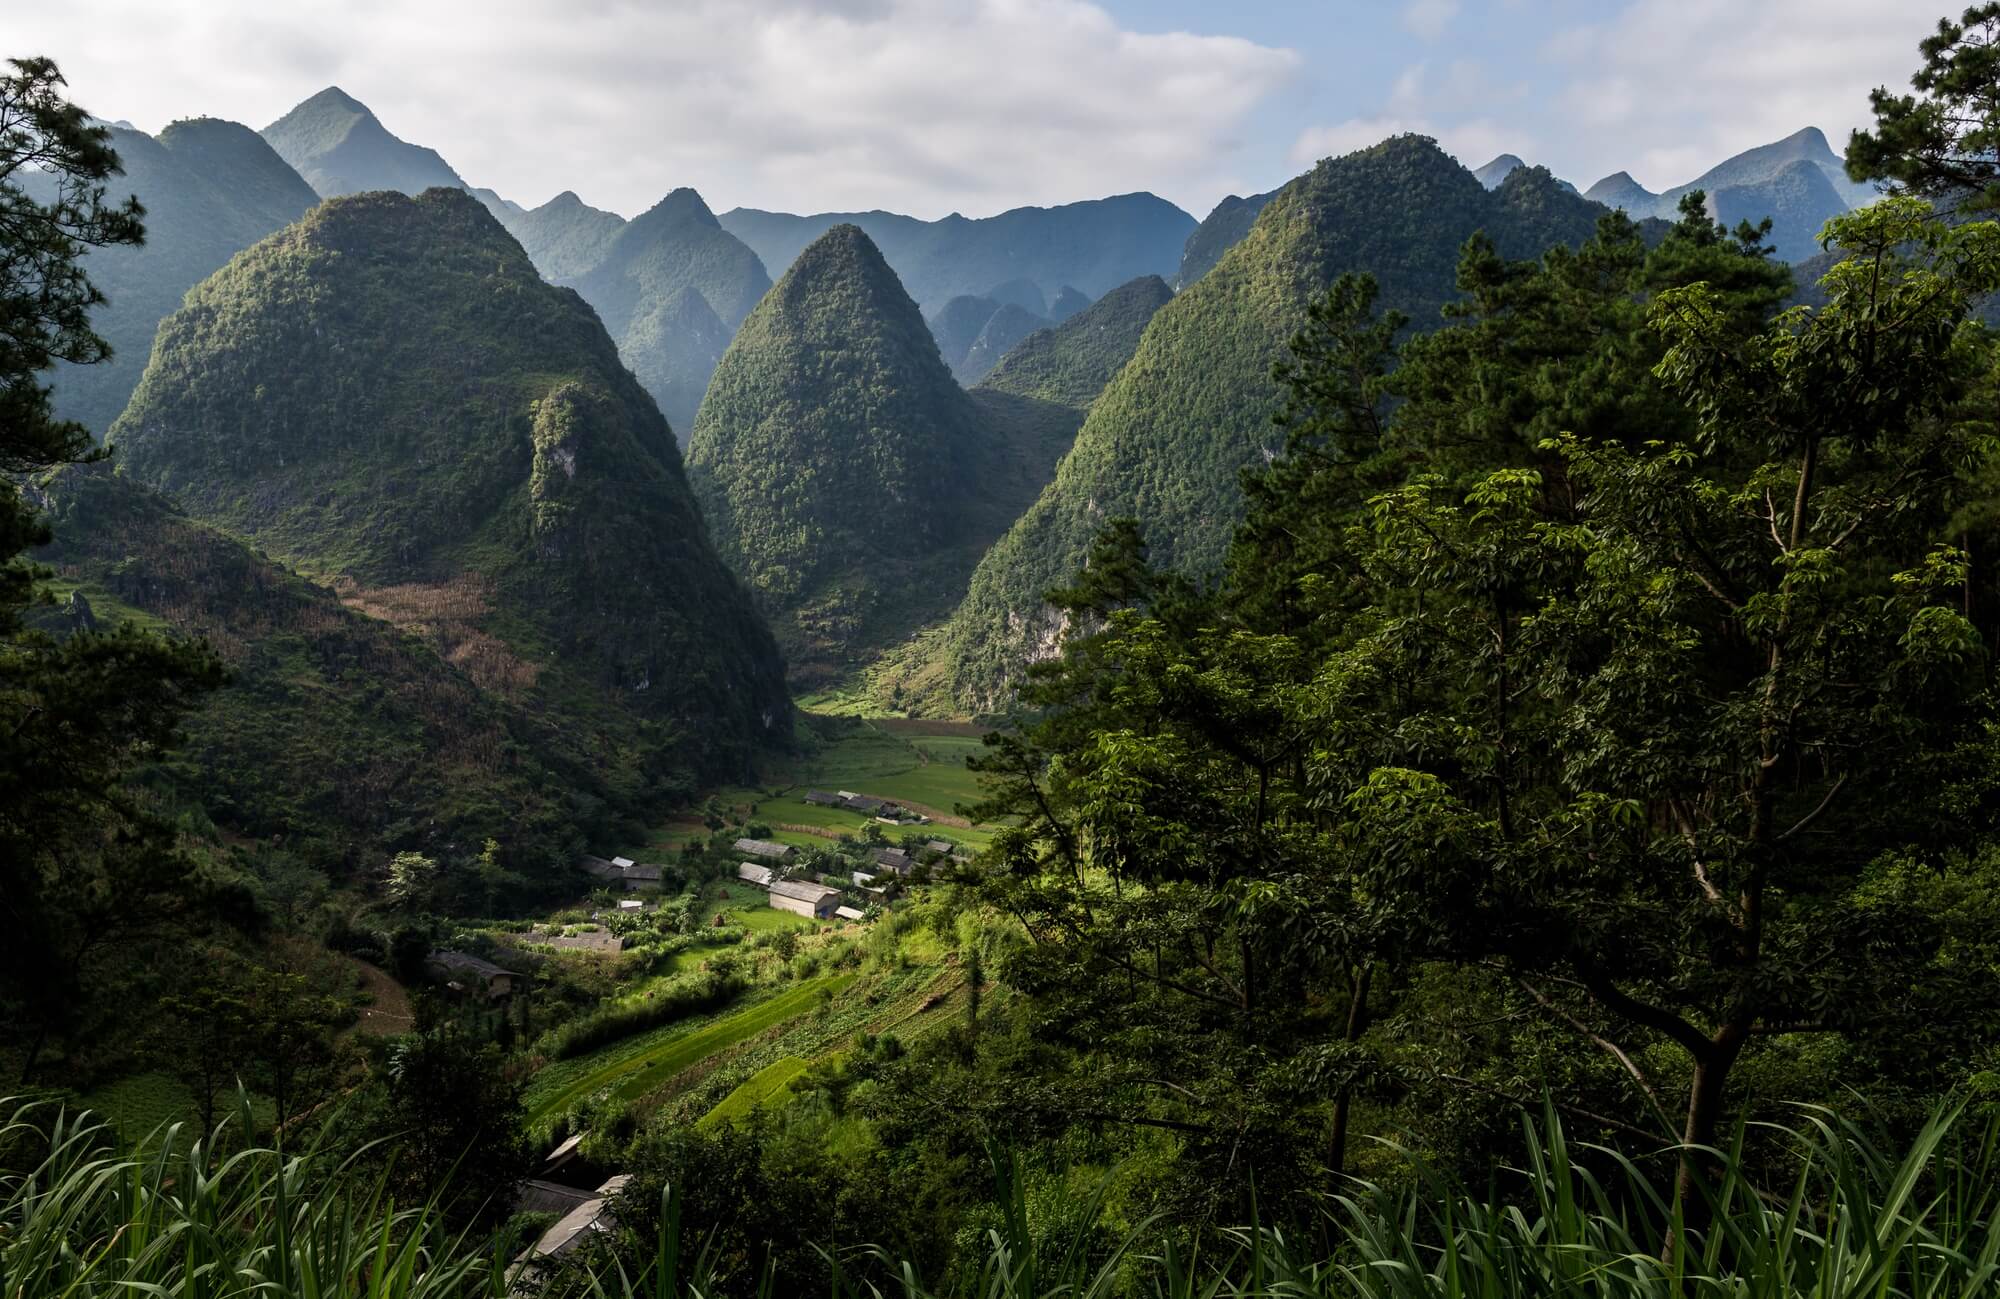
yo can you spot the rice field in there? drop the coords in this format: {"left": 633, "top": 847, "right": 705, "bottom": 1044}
{"left": 524, "top": 973, "right": 856, "bottom": 1126}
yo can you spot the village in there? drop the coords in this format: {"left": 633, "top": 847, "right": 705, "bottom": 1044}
{"left": 411, "top": 748, "right": 990, "bottom": 1287}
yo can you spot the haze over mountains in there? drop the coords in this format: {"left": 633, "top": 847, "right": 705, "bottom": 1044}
{"left": 41, "top": 81, "right": 1900, "bottom": 737}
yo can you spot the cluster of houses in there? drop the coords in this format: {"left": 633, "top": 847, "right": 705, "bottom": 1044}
{"left": 803, "top": 789, "right": 928, "bottom": 823}
{"left": 731, "top": 837, "right": 863, "bottom": 921}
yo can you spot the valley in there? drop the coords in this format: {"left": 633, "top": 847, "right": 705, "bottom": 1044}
{"left": 5, "top": 13, "right": 1996, "bottom": 1294}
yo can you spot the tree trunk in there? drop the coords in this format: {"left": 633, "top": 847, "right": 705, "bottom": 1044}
{"left": 1329, "top": 964, "right": 1373, "bottom": 1178}
{"left": 1664, "top": 1021, "right": 1749, "bottom": 1260}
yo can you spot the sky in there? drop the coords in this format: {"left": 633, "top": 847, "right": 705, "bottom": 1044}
{"left": 11, "top": 0, "right": 1943, "bottom": 222}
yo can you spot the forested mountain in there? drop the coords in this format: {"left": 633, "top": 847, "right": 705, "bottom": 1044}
{"left": 36, "top": 119, "right": 319, "bottom": 437}
{"left": 569, "top": 187, "right": 772, "bottom": 439}
{"left": 941, "top": 138, "right": 1609, "bottom": 710}
{"left": 974, "top": 274, "right": 1172, "bottom": 415}
{"left": 499, "top": 189, "right": 627, "bottom": 280}
{"left": 960, "top": 274, "right": 1175, "bottom": 514}
{"left": 717, "top": 192, "right": 1194, "bottom": 314}
{"left": 686, "top": 224, "right": 997, "bottom": 677}
{"left": 1175, "top": 189, "right": 1275, "bottom": 286}
{"left": 955, "top": 302, "right": 1048, "bottom": 384}
{"left": 1048, "top": 285, "right": 1091, "bottom": 321}
{"left": 927, "top": 294, "right": 1004, "bottom": 375}
{"left": 260, "top": 87, "right": 466, "bottom": 198}
{"left": 109, "top": 187, "right": 789, "bottom": 781}
{"left": 31, "top": 466, "right": 612, "bottom": 879}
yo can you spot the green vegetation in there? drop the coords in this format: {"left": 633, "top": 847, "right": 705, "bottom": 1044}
{"left": 1174, "top": 189, "right": 1273, "bottom": 287}
{"left": 687, "top": 224, "right": 998, "bottom": 679}
{"left": 927, "top": 292, "right": 1003, "bottom": 374}
{"left": 697, "top": 1053, "right": 809, "bottom": 1128}
{"left": 10, "top": 1094, "right": 2000, "bottom": 1298}
{"left": 110, "top": 186, "right": 790, "bottom": 788}
{"left": 973, "top": 275, "right": 1172, "bottom": 415}
{"left": 500, "top": 189, "right": 626, "bottom": 280}
{"left": 941, "top": 137, "right": 1610, "bottom": 713}
{"left": 955, "top": 302, "right": 1047, "bottom": 384}
{"left": 525, "top": 974, "right": 856, "bottom": 1126}
{"left": 29, "top": 115, "right": 318, "bottom": 437}
{"left": 569, "top": 187, "right": 772, "bottom": 440}
{"left": 34, "top": 463, "right": 611, "bottom": 882}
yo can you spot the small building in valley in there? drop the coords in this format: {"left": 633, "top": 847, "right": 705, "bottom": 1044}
{"left": 579, "top": 854, "right": 622, "bottom": 882}
{"left": 427, "top": 951, "right": 517, "bottom": 1000}
{"left": 510, "top": 1174, "right": 632, "bottom": 1288}
{"left": 736, "top": 862, "right": 775, "bottom": 888}
{"left": 840, "top": 792, "right": 895, "bottom": 816}
{"left": 768, "top": 878, "right": 842, "bottom": 920}
{"left": 804, "top": 790, "right": 842, "bottom": 807}
{"left": 834, "top": 905, "right": 867, "bottom": 922}
{"left": 872, "top": 846, "right": 914, "bottom": 874}
{"left": 620, "top": 862, "right": 664, "bottom": 890}
{"left": 735, "top": 837, "right": 798, "bottom": 865}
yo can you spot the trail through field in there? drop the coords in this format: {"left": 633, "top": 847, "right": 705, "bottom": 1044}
{"left": 525, "top": 973, "right": 856, "bottom": 1126}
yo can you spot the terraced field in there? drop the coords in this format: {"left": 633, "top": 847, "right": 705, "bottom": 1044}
{"left": 699, "top": 1055, "right": 811, "bottom": 1129}
{"left": 525, "top": 973, "right": 856, "bottom": 1127}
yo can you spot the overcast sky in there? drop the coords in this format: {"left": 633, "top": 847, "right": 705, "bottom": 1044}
{"left": 12, "top": 0, "right": 1942, "bottom": 221}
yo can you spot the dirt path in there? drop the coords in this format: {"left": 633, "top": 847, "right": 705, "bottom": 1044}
{"left": 341, "top": 956, "right": 415, "bottom": 1038}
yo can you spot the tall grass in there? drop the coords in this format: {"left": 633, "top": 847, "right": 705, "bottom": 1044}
{"left": 3, "top": 1096, "right": 1997, "bottom": 1298}
{"left": 0, "top": 1094, "right": 500, "bottom": 1298}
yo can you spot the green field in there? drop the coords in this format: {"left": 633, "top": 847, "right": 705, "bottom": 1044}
{"left": 698, "top": 1055, "right": 811, "bottom": 1129}
{"left": 525, "top": 974, "right": 857, "bottom": 1126}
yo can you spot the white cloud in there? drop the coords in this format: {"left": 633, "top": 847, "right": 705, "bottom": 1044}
{"left": 9, "top": 0, "right": 1300, "bottom": 219}
{"left": 1543, "top": 0, "right": 1938, "bottom": 191}
{"left": 1402, "top": 0, "right": 1462, "bottom": 42}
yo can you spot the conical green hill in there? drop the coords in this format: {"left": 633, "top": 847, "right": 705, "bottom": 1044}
{"left": 110, "top": 187, "right": 789, "bottom": 779}
{"left": 941, "top": 137, "right": 1608, "bottom": 711}
{"left": 686, "top": 223, "right": 993, "bottom": 679}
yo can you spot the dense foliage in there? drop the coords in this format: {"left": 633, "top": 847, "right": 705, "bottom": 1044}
{"left": 957, "top": 302, "right": 1050, "bottom": 385}
{"left": 563, "top": 187, "right": 771, "bottom": 441}
{"left": 926, "top": 293, "right": 1003, "bottom": 375}
{"left": 32, "top": 463, "right": 619, "bottom": 886}
{"left": 500, "top": 189, "right": 627, "bottom": 281}
{"left": 1174, "top": 190, "right": 1274, "bottom": 288}
{"left": 718, "top": 192, "right": 1194, "bottom": 316}
{"left": 24, "top": 116, "right": 318, "bottom": 436}
{"left": 0, "top": 57, "right": 226, "bottom": 1081}
{"left": 942, "top": 139, "right": 1611, "bottom": 713}
{"left": 963, "top": 196, "right": 2000, "bottom": 1233}
{"left": 687, "top": 224, "right": 999, "bottom": 679}
{"left": 109, "top": 186, "right": 790, "bottom": 786}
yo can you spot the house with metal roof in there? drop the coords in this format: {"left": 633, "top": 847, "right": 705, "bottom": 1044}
{"left": 736, "top": 862, "right": 775, "bottom": 888}
{"left": 734, "top": 837, "right": 798, "bottom": 865}
{"left": 768, "top": 878, "right": 842, "bottom": 920}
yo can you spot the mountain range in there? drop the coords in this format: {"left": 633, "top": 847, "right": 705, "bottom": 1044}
{"left": 938, "top": 137, "right": 1611, "bottom": 711}
{"left": 1582, "top": 127, "right": 1876, "bottom": 261}
{"left": 33, "top": 118, "right": 319, "bottom": 436}
{"left": 716, "top": 193, "right": 1195, "bottom": 316}
{"left": 109, "top": 187, "right": 789, "bottom": 785}
{"left": 40, "top": 83, "right": 1905, "bottom": 731}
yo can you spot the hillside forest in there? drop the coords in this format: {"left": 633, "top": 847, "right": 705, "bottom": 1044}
{"left": 9, "top": 8, "right": 2000, "bottom": 1297}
